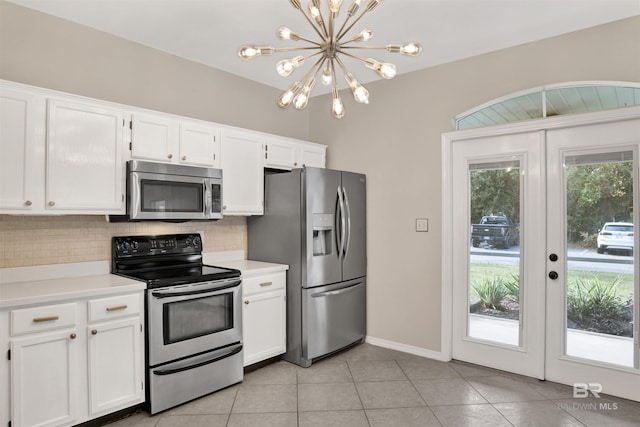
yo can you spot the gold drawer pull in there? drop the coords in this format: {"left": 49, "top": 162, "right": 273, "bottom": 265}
{"left": 106, "top": 304, "right": 128, "bottom": 312}
{"left": 259, "top": 282, "right": 273, "bottom": 287}
{"left": 33, "top": 315, "right": 59, "bottom": 323}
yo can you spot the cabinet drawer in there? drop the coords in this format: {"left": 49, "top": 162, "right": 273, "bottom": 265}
{"left": 11, "top": 303, "right": 77, "bottom": 336}
{"left": 242, "top": 272, "right": 285, "bottom": 296}
{"left": 88, "top": 293, "right": 140, "bottom": 323}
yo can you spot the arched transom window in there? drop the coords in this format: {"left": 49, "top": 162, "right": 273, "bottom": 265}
{"left": 455, "top": 81, "right": 640, "bottom": 130}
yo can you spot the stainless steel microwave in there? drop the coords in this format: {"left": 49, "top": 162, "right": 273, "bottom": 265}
{"left": 117, "top": 160, "right": 223, "bottom": 221}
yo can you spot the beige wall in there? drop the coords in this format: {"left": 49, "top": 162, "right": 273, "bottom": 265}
{"left": 309, "top": 16, "right": 640, "bottom": 352}
{"left": 0, "top": 0, "right": 310, "bottom": 138}
{"left": 1, "top": 0, "right": 639, "bottom": 354}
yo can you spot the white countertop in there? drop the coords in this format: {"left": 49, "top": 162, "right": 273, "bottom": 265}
{"left": 0, "top": 275, "right": 145, "bottom": 309}
{"left": 211, "top": 259, "right": 289, "bottom": 276}
{"left": 0, "top": 251, "right": 286, "bottom": 309}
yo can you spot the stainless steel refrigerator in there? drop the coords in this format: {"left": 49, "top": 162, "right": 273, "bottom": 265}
{"left": 248, "top": 167, "right": 366, "bottom": 367}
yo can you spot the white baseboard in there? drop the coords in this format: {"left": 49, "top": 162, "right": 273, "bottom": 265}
{"left": 365, "top": 336, "right": 449, "bottom": 362}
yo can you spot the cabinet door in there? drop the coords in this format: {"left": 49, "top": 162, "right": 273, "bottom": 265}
{"left": 47, "top": 99, "right": 125, "bottom": 213}
{"left": 242, "top": 290, "right": 286, "bottom": 366}
{"left": 220, "top": 130, "right": 264, "bottom": 215}
{"left": 300, "top": 144, "right": 326, "bottom": 168}
{"left": 0, "top": 87, "right": 45, "bottom": 211}
{"left": 131, "top": 113, "right": 178, "bottom": 162}
{"left": 11, "top": 330, "right": 79, "bottom": 427}
{"left": 87, "top": 317, "right": 143, "bottom": 417}
{"left": 264, "top": 138, "right": 300, "bottom": 170}
{"left": 179, "top": 121, "right": 220, "bottom": 167}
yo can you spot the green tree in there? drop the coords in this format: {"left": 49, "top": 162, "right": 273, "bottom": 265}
{"left": 470, "top": 168, "right": 520, "bottom": 224}
{"left": 566, "top": 162, "right": 633, "bottom": 243}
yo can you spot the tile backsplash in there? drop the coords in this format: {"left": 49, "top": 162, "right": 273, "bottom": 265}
{"left": 0, "top": 215, "right": 247, "bottom": 268}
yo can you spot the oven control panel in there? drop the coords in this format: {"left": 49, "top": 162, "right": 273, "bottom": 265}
{"left": 113, "top": 234, "right": 202, "bottom": 257}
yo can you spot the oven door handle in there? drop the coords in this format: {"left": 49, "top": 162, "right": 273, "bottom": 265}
{"left": 151, "top": 279, "right": 241, "bottom": 299}
{"left": 153, "top": 344, "right": 243, "bottom": 376}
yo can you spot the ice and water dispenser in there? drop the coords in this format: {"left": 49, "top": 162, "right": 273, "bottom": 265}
{"left": 312, "top": 213, "right": 334, "bottom": 256}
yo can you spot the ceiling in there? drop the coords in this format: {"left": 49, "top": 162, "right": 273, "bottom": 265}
{"left": 7, "top": 0, "right": 640, "bottom": 96}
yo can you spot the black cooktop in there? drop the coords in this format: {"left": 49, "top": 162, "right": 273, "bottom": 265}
{"left": 111, "top": 234, "right": 240, "bottom": 289}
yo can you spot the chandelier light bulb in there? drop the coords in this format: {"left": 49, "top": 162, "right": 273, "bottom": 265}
{"left": 400, "top": 42, "right": 422, "bottom": 56}
{"left": 276, "top": 27, "right": 295, "bottom": 41}
{"left": 278, "top": 81, "right": 302, "bottom": 108}
{"left": 294, "top": 78, "right": 315, "bottom": 109}
{"left": 238, "top": 46, "right": 273, "bottom": 59}
{"left": 321, "top": 62, "right": 333, "bottom": 85}
{"left": 332, "top": 97, "right": 345, "bottom": 119}
{"left": 276, "top": 56, "right": 304, "bottom": 77}
{"left": 365, "top": 59, "right": 396, "bottom": 79}
{"left": 345, "top": 73, "right": 369, "bottom": 104}
{"left": 329, "top": 0, "right": 343, "bottom": 13}
{"left": 356, "top": 29, "right": 373, "bottom": 42}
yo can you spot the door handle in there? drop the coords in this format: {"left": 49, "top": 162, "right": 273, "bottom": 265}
{"left": 342, "top": 186, "right": 351, "bottom": 258}
{"left": 548, "top": 271, "right": 559, "bottom": 280}
{"left": 336, "top": 185, "right": 346, "bottom": 258}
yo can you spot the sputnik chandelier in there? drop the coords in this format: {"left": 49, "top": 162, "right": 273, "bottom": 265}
{"left": 238, "top": 0, "right": 422, "bottom": 119}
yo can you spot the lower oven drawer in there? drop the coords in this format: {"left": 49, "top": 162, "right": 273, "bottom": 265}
{"left": 147, "top": 342, "right": 243, "bottom": 414}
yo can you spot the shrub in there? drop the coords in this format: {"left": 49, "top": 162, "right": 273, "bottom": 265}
{"left": 567, "top": 276, "right": 633, "bottom": 337}
{"left": 471, "top": 276, "right": 507, "bottom": 310}
{"left": 504, "top": 272, "right": 520, "bottom": 302}
{"left": 579, "top": 231, "right": 598, "bottom": 249}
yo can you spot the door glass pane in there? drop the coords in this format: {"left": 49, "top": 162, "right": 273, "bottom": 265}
{"left": 468, "top": 160, "right": 522, "bottom": 346}
{"left": 564, "top": 151, "right": 635, "bottom": 367}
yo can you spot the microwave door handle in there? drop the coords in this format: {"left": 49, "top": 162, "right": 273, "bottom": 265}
{"left": 204, "top": 183, "right": 211, "bottom": 213}
{"left": 151, "top": 279, "right": 241, "bottom": 299}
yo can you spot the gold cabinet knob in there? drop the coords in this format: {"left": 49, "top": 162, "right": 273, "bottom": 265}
{"left": 182, "top": 155, "right": 187, "bottom": 161}
{"left": 49, "top": 201, "right": 55, "bottom": 207}
{"left": 70, "top": 333, "right": 77, "bottom": 340}
{"left": 168, "top": 153, "right": 173, "bottom": 159}
{"left": 91, "top": 329, "right": 98, "bottom": 335}
{"left": 25, "top": 200, "right": 32, "bottom": 206}
{"left": 244, "top": 300, "right": 250, "bottom": 305}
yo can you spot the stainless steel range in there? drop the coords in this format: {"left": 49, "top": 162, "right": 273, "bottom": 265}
{"left": 112, "top": 234, "right": 243, "bottom": 414}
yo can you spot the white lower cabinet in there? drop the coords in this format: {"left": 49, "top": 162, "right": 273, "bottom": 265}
{"left": 11, "top": 328, "right": 79, "bottom": 427}
{"left": 4, "top": 291, "right": 144, "bottom": 427}
{"left": 242, "top": 272, "right": 286, "bottom": 366}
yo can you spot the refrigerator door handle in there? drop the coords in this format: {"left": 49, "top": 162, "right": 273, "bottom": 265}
{"left": 343, "top": 185, "right": 351, "bottom": 258}
{"left": 310, "top": 281, "right": 364, "bottom": 298}
{"left": 336, "top": 185, "right": 346, "bottom": 258}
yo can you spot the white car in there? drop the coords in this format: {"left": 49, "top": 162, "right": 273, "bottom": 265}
{"left": 597, "top": 222, "right": 634, "bottom": 255}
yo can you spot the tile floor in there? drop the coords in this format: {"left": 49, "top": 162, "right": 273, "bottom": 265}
{"left": 105, "top": 343, "right": 640, "bottom": 427}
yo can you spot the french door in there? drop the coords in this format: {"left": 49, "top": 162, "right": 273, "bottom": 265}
{"left": 445, "top": 109, "right": 640, "bottom": 401}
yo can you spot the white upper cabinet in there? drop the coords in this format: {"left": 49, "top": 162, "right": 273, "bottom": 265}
{"left": 47, "top": 98, "right": 125, "bottom": 213}
{"left": 300, "top": 143, "right": 327, "bottom": 168}
{"left": 264, "top": 137, "right": 300, "bottom": 169}
{"left": 0, "top": 86, "right": 45, "bottom": 212}
{"left": 130, "top": 112, "right": 221, "bottom": 167}
{"left": 130, "top": 112, "right": 178, "bottom": 162}
{"left": 264, "top": 137, "right": 327, "bottom": 170}
{"left": 220, "top": 130, "right": 264, "bottom": 215}
{"left": 179, "top": 121, "right": 220, "bottom": 168}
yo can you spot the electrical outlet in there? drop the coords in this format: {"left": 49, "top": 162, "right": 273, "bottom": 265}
{"left": 416, "top": 218, "right": 429, "bottom": 232}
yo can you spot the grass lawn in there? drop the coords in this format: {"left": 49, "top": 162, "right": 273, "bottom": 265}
{"left": 470, "top": 263, "right": 634, "bottom": 299}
